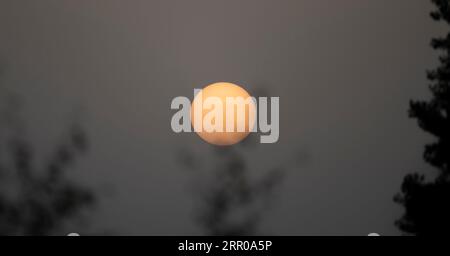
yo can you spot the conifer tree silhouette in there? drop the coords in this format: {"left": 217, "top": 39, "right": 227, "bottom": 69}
{"left": 395, "top": 0, "right": 450, "bottom": 235}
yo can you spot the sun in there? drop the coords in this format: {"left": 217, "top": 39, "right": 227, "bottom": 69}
{"left": 191, "top": 82, "right": 256, "bottom": 146}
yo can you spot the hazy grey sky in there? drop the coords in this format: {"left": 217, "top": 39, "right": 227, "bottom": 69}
{"left": 0, "top": 0, "right": 445, "bottom": 235}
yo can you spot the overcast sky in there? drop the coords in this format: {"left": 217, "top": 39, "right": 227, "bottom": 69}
{"left": 0, "top": 0, "right": 445, "bottom": 235}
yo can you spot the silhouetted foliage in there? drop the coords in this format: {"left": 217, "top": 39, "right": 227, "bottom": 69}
{"left": 179, "top": 138, "right": 284, "bottom": 235}
{"left": 395, "top": 0, "right": 450, "bottom": 235}
{"left": 197, "top": 147, "right": 283, "bottom": 236}
{"left": 0, "top": 94, "right": 95, "bottom": 235}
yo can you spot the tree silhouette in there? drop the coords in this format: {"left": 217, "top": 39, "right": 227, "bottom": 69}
{"left": 196, "top": 147, "right": 283, "bottom": 236}
{"left": 0, "top": 93, "right": 95, "bottom": 235}
{"left": 395, "top": 0, "right": 450, "bottom": 235}
{"left": 179, "top": 132, "right": 284, "bottom": 236}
